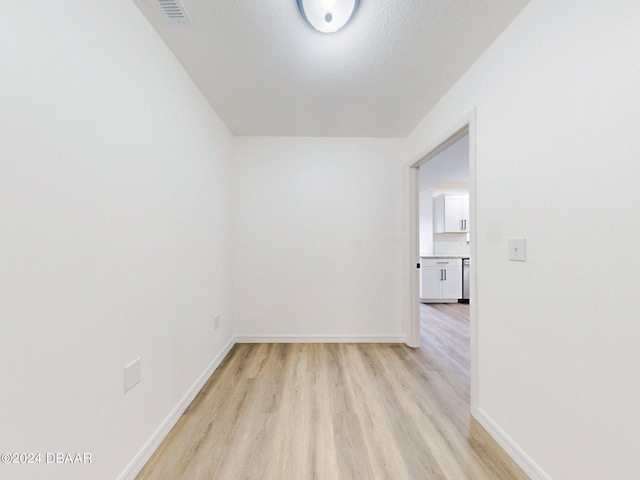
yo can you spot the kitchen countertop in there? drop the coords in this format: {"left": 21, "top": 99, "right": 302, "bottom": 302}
{"left": 420, "top": 255, "right": 469, "bottom": 259}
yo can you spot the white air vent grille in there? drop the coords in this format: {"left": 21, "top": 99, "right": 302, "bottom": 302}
{"left": 155, "top": 0, "right": 191, "bottom": 23}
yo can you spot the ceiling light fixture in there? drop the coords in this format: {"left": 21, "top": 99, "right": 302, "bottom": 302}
{"left": 297, "top": 0, "right": 361, "bottom": 33}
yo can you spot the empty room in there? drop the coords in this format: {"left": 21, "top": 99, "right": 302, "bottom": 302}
{"left": 1, "top": 1, "right": 639, "bottom": 479}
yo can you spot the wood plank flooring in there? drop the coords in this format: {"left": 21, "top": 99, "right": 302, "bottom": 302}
{"left": 135, "top": 303, "right": 528, "bottom": 479}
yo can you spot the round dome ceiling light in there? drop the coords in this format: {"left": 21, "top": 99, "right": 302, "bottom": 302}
{"left": 297, "top": 0, "right": 361, "bottom": 33}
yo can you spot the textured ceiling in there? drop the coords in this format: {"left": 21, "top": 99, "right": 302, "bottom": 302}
{"left": 134, "top": 0, "right": 529, "bottom": 137}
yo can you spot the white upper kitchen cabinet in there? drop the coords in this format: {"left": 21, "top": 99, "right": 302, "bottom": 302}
{"left": 434, "top": 194, "right": 469, "bottom": 233}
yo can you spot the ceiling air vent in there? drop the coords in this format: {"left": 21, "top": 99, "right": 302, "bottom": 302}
{"left": 155, "top": 0, "right": 191, "bottom": 24}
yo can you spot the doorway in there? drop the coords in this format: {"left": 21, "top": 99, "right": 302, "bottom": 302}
{"left": 405, "top": 111, "right": 477, "bottom": 414}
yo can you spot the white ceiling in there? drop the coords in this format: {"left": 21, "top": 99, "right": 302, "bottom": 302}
{"left": 134, "top": 0, "right": 529, "bottom": 137}
{"left": 419, "top": 133, "right": 469, "bottom": 191}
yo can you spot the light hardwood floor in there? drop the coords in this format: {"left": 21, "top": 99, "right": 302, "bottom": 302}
{"left": 135, "top": 303, "right": 529, "bottom": 479}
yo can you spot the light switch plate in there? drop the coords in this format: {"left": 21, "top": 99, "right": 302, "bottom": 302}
{"left": 508, "top": 238, "right": 526, "bottom": 261}
{"left": 124, "top": 357, "right": 141, "bottom": 393}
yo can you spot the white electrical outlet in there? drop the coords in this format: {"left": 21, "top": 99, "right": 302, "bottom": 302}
{"left": 508, "top": 237, "right": 527, "bottom": 261}
{"left": 214, "top": 314, "right": 220, "bottom": 330}
{"left": 124, "top": 357, "right": 141, "bottom": 393}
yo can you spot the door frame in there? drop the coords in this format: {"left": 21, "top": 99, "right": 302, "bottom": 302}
{"left": 404, "top": 109, "right": 478, "bottom": 416}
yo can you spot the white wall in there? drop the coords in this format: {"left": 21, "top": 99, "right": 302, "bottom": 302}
{"left": 0, "top": 2, "right": 234, "bottom": 480}
{"left": 233, "top": 137, "right": 405, "bottom": 340}
{"left": 407, "top": 1, "right": 640, "bottom": 479}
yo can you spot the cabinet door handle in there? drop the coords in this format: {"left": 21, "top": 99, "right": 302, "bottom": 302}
{"left": 440, "top": 269, "right": 443, "bottom": 281}
{"left": 461, "top": 219, "right": 464, "bottom": 230}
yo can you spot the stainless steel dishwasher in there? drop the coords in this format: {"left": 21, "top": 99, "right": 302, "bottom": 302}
{"left": 461, "top": 258, "right": 470, "bottom": 303}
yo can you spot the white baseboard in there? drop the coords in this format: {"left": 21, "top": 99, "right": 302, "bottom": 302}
{"left": 234, "top": 334, "right": 406, "bottom": 344}
{"left": 475, "top": 408, "right": 551, "bottom": 480}
{"left": 118, "top": 337, "right": 236, "bottom": 480}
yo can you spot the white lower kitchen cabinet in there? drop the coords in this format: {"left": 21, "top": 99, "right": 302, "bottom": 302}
{"left": 420, "top": 258, "right": 462, "bottom": 302}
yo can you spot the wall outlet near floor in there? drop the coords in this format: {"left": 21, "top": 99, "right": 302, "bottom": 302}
{"left": 124, "top": 357, "right": 141, "bottom": 393}
{"left": 214, "top": 314, "right": 220, "bottom": 330}
{"left": 508, "top": 237, "right": 527, "bottom": 261}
